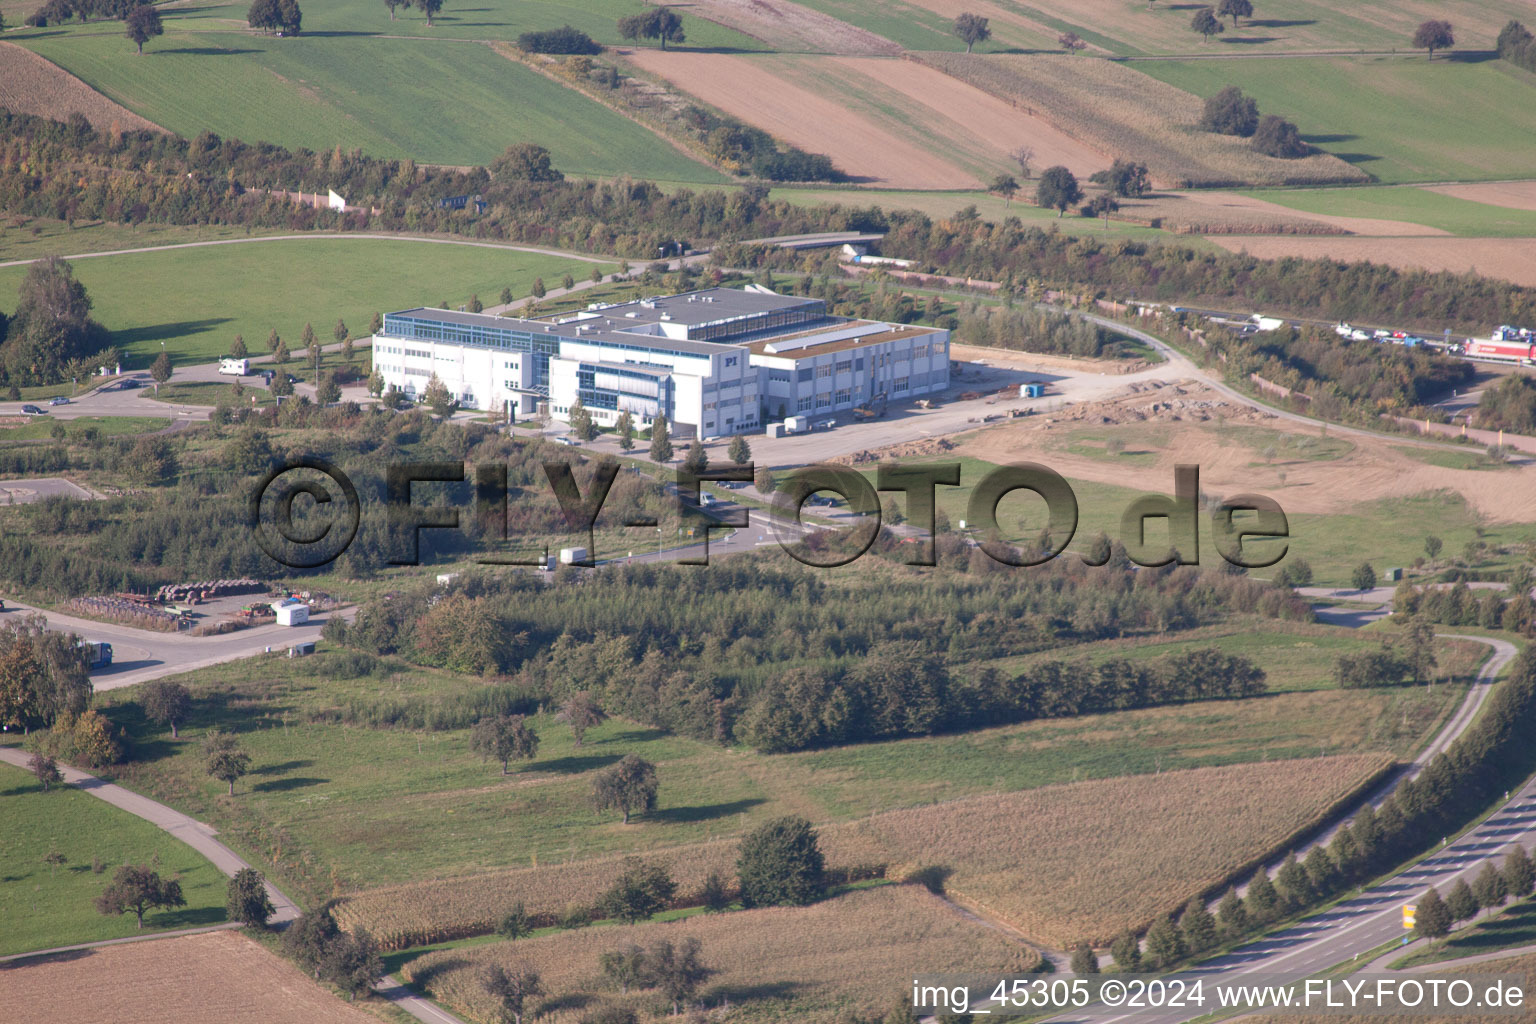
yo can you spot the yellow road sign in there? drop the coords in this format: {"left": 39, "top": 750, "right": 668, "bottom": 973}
{"left": 1403, "top": 904, "right": 1417, "bottom": 929}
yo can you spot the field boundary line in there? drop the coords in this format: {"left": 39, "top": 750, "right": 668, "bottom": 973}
{"left": 0, "top": 922, "right": 242, "bottom": 965}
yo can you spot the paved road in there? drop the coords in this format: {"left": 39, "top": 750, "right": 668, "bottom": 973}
{"left": 0, "top": 600, "right": 347, "bottom": 693}
{"left": 0, "top": 746, "right": 299, "bottom": 924}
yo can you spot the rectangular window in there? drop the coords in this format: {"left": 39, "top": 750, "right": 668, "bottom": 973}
{"left": 834, "top": 388, "right": 851, "bottom": 405}
{"left": 816, "top": 392, "right": 831, "bottom": 408}
{"left": 797, "top": 367, "right": 814, "bottom": 382}
{"left": 835, "top": 360, "right": 852, "bottom": 374}
{"left": 894, "top": 376, "right": 910, "bottom": 393}
{"left": 797, "top": 395, "right": 813, "bottom": 411}
{"left": 817, "top": 364, "right": 833, "bottom": 379}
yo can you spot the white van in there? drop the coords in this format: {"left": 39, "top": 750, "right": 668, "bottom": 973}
{"left": 220, "top": 358, "right": 250, "bottom": 376}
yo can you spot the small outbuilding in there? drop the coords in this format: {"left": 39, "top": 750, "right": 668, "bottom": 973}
{"left": 271, "top": 599, "right": 310, "bottom": 626}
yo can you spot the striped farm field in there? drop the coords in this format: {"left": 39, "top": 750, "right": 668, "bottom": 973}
{"left": 339, "top": 754, "right": 1392, "bottom": 950}
{"left": 624, "top": 51, "right": 1108, "bottom": 188}
{"left": 400, "top": 885, "right": 1039, "bottom": 1024}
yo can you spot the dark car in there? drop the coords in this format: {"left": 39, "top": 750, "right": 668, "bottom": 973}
{"left": 20, "top": 404, "right": 46, "bottom": 414}
{"left": 117, "top": 379, "right": 142, "bottom": 390}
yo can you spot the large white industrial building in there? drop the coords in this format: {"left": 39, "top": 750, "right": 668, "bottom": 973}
{"left": 370, "top": 286, "right": 950, "bottom": 438}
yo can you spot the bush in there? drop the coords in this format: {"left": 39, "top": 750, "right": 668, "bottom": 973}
{"left": 736, "top": 816, "right": 825, "bottom": 907}
{"left": 517, "top": 25, "right": 601, "bottom": 54}
{"left": 1252, "top": 115, "right": 1309, "bottom": 158}
{"left": 1200, "top": 85, "right": 1259, "bottom": 137}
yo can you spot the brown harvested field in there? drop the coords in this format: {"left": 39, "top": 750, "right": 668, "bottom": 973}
{"left": 401, "top": 885, "right": 1039, "bottom": 1024}
{"left": 913, "top": 53, "right": 1367, "bottom": 189}
{"left": 956, "top": 379, "right": 1536, "bottom": 520}
{"left": 343, "top": 752, "right": 1390, "bottom": 951}
{"left": 1427, "top": 181, "right": 1536, "bottom": 212}
{"left": 0, "top": 930, "right": 377, "bottom": 1024}
{"left": 832, "top": 754, "right": 1392, "bottom": 947}
{"left": 671, "top": 0, "right": 902, "bottom": 54}
{"left": 1208, "top": 235, "right": 1536, "bottom": 290}
{"left": 623, "top": 51, "right": 1107, "bottom": 188}
{"left": 1117, "top": 191, "right": 1447, "bottom": 236}
{"left": 0, "top": 42, "right": 163, "bottom": 134}
{"left": 896, "top": 0, "right": 1062, "bottom": 51}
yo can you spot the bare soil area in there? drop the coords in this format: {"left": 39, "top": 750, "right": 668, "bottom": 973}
{"left": 866, "top": 378, "right": 1536, "bottom": 521}
{"left": 1426, "top": 181, "right": 1536, "bottom": 212}
{"left": 1121, "top": 191, "right": 1447, "bottom": 237}
{"left": 673, "top": 0, "right": 902, "bottom": 54}
{"left": 1208, "top": 235, "right": 1536, "bottom": 289}
{"left": 0, "top": 42, "right": 163, "bottom": 134}
{"left": 0, "top": 930, "right": 376, "bottom": 1024}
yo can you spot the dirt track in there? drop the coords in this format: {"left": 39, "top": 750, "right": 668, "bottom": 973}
{"left": 1208, "top": 235, "right": 1536, "bottom": 289}
{"left": 674, "top": 0, "right": 902, "bottom": 54}
{"left": 1426, "top": 181, "right": 1536, "bottom": 212}
{"left": 1129, "top": 191, "right": 1448, "bottom": 236}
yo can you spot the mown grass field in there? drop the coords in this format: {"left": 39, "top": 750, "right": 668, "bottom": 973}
{"left": 0, "top": 238, "right": 611, "bottom": 368}
{"left": 0, "top": 217, "right": 282, "bottom": 263}
{"left": 400, "top": 885, "right": 1033, "bottom": 1024}
{"left": 1137, "top": 57, "right": 1536, "bottom": 185}
{"left": 861, "top": 455, "right": 1532, "bottom": 588}
{"left": 891, "top": 0, "right": 1534, "bottom": 56}
{"left": 0, "top": 415, "right": 171, "bottom": 439}
{"left": 1240, "top": 186, "right": 1536, "bottom": 238}
{"left": 0, "top": 762, "right": 227, "bottom": 955}
{"left": 14, "top": 21, "right": 727, "bottom": 181}
{"left": 93, "top": 636, "right": 1465, "bottom": 913}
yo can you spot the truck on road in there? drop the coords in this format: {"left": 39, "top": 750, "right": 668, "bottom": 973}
{"left": 80, "top": 640, "right": 113, "bottom": 669}
{"left": 783, "top": 415, "right": 810, "bottom": 435}
{"left": 220, "top": 358, "right": 250, "bottom": 376}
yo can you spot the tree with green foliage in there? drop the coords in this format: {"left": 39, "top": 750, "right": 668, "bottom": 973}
{"left": 383, "top": 0, "right": 401, "bottom": 19}
{"left": 646, "top": 937, "right": 711, "bottom": 1015}
{"left": 1216, "top": 886, "right": 1247, "bottom": 937}
{"left": 598, "top": 944, "right": 648, "bottom": 994}
{"left": 1352, "top": 562, "right": 1377, "bottom": 592}
{"left": 1245, "top": 867, "right": 1280, "bottom": 925}
{"left": 1145, "top": 914, "right": 1186, "bottom": 969}
{"left": 43, "top": 849, "right": 66, "bottom": 876}
{"left": 649, "top": 414, "right": 673, "bottom": 463}
{"left": 952, "top": 12, "right": 990, "bottom": 52}
{"left": 1092, "top": 159, "right": 1151, "bottom": 198}
{"left": 1034, "top": 166, "right": 1082, "bottom": 217}
{"left": 415, "top": 0, "right": 441, "bottom": 27}
{"left": 470, "top": 713, "right": 539, "bottom": 774}
{"left": 1275, "top": 851, "right": 1312, "bottom": 911}
{"left": 227, "top": 867, "right": 275, "bottom": 927}
{"left": 555, "top": 691, "right": 606, "bottom": 747}
{"left": 150, "top": 349, "right": 172, "bottom": 391}
{"left": 202, "top": 730, "right": 252, "bottom": 796}
{"left": 125, "top": 2, "right": 162, "bottom": 52}
{"left": 1058, "top": 31, "right": 1086, "bottom": 53}
{"left": 1414, "top": 886, "right": 1452, "bottom": 941}
{"left": 737, "top": 816, "right": 825, "bottom": 907}
{"left": 497, "top": 901, "right": 532, "bottom": 940}
{"left": 753, "top": 466, "right": 776, "bottom": 494}
{"left": 270, "top": 371, "right": 293, "bottom": 398}
{"left": 681, "top": 440, "right": 708, "bottom": 476}
{"left": 618, "top": 7, "right": 685, "bottom": 49}
{"left": 1215, "top": 0, "right": 1251, "bottom": 27}
{"left": 1069, "top": 943, "right": 1099, "bottom": 974}
{"left": 230, "top": 334, "right": 247, "bottom": 360}
{"left": 266, "top": 328, "right": 280, "bottom": 353}
{"left": 592, "top": 754, "right": 658, "bottom": 824}
{"left": 332, "top": 318, "right": 348, "bottom": 344}
{"left": 1473, "top": 860, "right": 1509, "bottom": 916}
{"left": 142, "top": 679, "right": 190, "bottom": 738}
{"left": 324, "top": 929, "right": 382, "bottom": 1001}
{"left": 316, "top": 373, "right": 341, "bottom": 406}
{"left": 599, "top": 858, "right": 677, "bottom": 923}
{"left": 1201, "top": 85, "right": 1259, "bottom": 136}
{"left": 29, "top": 752, "right": 62, "bottom": 792}
{"left": 1402, "top": 614, "right": 1437, "bottom": 685}
{"left": 701, "top": 871, "right": 730, "bottom": 912}
{"left": 368, "top": 311, "right": 382, "bottom": 336}
{"left": 1505, "top": 845, "right": 1536, "bottom": 900}
{"left": 1303, "top": 846, "right": 1338, "bottom": 897}
{"left": 1413, "top": 19, "right": 1454, "bottom": 59}
{"left": 1085, "top": 193, "right": 1119, "bottom": 227}
{"left": 491, "top": 143, "right": 563, "bottom": 183}
{"left": 1252, "top": 114, "right": 1308, "bottom": 158}
{"left": 1181, "top": 897, "right": 1218, "bottom": 953}
{"left": 1109, "top": 930, "right": 1141, "bottom": 972}
{"left": 615, "top": 410, "right": 634, "bottom": 451}
{"left": 422, "top": 373, "right": 458, "bottom": 420}
{"left": 95, "top": 864, "right": 185, "bottom": 928}
{"left": 342, "top": 333, "right": 355, "bottom": 364}
{"left": 989, "top": 173, "right": 1019, "bottom": 206}
{"left": 569, "top": 397, "right": 596, "bottom": 441}
{"left": 1445, "top": 877, "right": 1478, "bottom": 923}
{"left": 273, "top": 338, "right": 290, "bottom": 365}
{"left": 1192, "top": 7, "right": 1224, "bottom": 41}
{"left": 366, "top": 369, "right": 385, "bottom": 397}
{"left": 727, "top": 433, "right": 751, "bottom": 466}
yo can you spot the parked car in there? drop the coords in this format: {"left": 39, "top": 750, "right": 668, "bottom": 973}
{"left": 554, "top": 435, "right": 579, "bottom": 446}
{"left": 117, "top": 379, "right": 142, "bottom": 390}
{"left": 20, "top": 404, "right": 44, "bottom": 414}
{"left": 50, "top": 396, "right": 70, "bottom": 405}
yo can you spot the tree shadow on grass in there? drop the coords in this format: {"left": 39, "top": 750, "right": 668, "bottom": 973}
{"left": 534, "top": 752, "right": 623, "bottom": 775}
{"left": 112, "top": 319, "right": 231, "bottom": 350}
{"left": 0, "top": 947, "right": 95, "bottom": 969}
{"left": 707, "top": 980, "right": 802, "bottom": 1004}
{"left": 153, "top": 905, "right": 226, "bottom": 929}
{"left": 1246, "top": 19, "right": 1316, "bottom": 28}
{"left": 602, "top": 727, "right": 668, "bottom": 745}
{"left": 649, "top": 797, "right": 766, "bottom": 824}
{"left": 1220, "top": 36, "right": 1279, "bottom": 45}
{"left": 250, "top": 759, "right": 314, "bottom": 776}
{"left": 158, "top": 47, "right": 261, "bottom": 55}
{"left": 251, "top": 776, "right": 328, "bottom": 792}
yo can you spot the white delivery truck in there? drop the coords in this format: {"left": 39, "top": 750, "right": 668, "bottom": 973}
{"left": 559, "top": 547, "right": 590, "bottom": 565}
{"left": 220, "top": 358, "right": 250, "bottom": 376}
{"left": 783, "top": 415, "right": 810, "bottom": 435}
